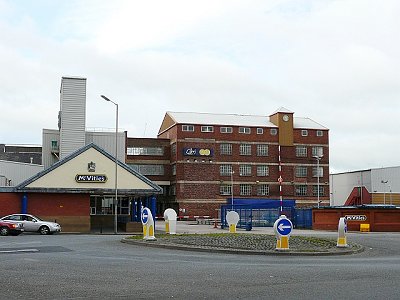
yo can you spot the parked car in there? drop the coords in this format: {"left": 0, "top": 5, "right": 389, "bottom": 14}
{"left": 0, "top": 220, "right": 24, "bottom": 236}
{"left": 0, "top": 214, "right": 61, "bottom": 235}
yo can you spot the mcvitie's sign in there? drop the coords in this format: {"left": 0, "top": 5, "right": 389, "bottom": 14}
{"left": 345, "top": 215, "right": 367, "bottom": 222}
{"left": 75, "top": 174, "right": 108, "bottom": 183}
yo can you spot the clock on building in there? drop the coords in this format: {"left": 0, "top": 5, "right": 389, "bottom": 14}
{"left": 282, "top": 114, "right": 289, "bottom": 122}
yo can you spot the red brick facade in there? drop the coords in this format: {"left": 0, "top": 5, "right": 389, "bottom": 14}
{"left": 128, "top": 110, "right": 330, "bottom": 217}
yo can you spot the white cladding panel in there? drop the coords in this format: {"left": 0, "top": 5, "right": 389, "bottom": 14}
{"left": 0, "top": 160, "right": 44, "bottom": 187}
{"left": 42, "top": 129, "right": 60, "bottom": 169}
{"left": 85, "top": 131, "right": 126, "bottom": 162}
{"left": 371, "top": 167, "right": 400, "bottom": 193}
{"left": 59, "top": 77, "right": 86, "bottom": 159}
{"left": 330, "top": 170, "right": 372, "bottom": 206}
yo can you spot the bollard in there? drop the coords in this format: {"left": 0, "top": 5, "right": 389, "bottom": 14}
{"left": 164, "top": 208, "right": 177, "bottom": 234}
{"left": 273, "top": 215, "right": 293, "bottom": 251}
{"left": 141, "top": 207, "right": 156, "bottom": 240}
{"left": 226, "top": 211, "right": 240, "bottom": 233}
{"left": 337, "top": 217, "right": 348, "bottom": 248}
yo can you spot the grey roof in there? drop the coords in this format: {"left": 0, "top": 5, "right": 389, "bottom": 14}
{"left": 17, "top": 143, "right": 162, "bottom": 194}
{"left": 166, "top": 111, "right": 328, "bottom": 130}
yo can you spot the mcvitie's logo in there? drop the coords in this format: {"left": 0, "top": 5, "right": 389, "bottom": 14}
{"left": 75, "top": 174, "right": 107, "bottom": 183}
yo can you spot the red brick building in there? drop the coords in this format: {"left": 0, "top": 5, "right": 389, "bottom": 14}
{"left": 127, "top": 108, "right": 329, "bottom": 218}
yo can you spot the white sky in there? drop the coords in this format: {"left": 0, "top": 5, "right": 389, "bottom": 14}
{"left": 0, "top": 0, "right": 399, "bottom": 173}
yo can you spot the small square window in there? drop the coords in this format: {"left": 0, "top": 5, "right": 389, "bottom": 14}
{"left": 220, "top": 127, "right": 233, "bottom": 133}
{"left": 270, "top": 128, "right": 277, "bottom": 136}
{"left": 316, "top": 130, "right": 323, "bottom": 137}
{"left": 201, "top": 126, "right": 214, "bottom": 133}
{"left": 182, "top": 125, "right": 194, "bottom": 132}
{"left": 257, "top": 128, "right": 263, "bottom": 134}
{"left": 301, "top": 130, "right": 308, "bottom": 136}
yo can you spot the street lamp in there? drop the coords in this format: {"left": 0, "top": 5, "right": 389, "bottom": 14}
{"left": 101, "top": 95, "right": 119, "bottom": 234}
{"left": 313, "top": 155, "right": 323, "bottom": 208}
{"left": 381, "top": 180, "right": 388, "bottom": 205}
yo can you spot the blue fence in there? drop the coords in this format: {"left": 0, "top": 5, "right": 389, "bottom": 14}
{"left": 220, "top": 199, "right": 312, "bottom": 229}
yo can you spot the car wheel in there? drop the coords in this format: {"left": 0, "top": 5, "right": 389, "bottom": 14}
{"left": 39, "top": 226, "right": 50, "bottom": 235}
{"left": 0, "top": 227, "right": 10, "bottom": 236}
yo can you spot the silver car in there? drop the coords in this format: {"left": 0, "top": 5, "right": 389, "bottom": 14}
{"left": 0, "top": 214, "right": 61, "bottom": 235}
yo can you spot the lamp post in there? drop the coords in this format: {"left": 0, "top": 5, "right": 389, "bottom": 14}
{"left": 231, "top": 170, "right": 234, "bottom": 210}
{"left": 313, "top": 155, "right": 323, "bottom": 208}
{"left": 381, "top": 180, "right": 388, "bottom": 205}
{"left": 101, "top": 95, "right": 118, "bottom": 234}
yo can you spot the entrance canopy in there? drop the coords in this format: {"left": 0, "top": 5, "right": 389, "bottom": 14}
{"left": 17, "top": 143, "right": 162, "bottom": 195}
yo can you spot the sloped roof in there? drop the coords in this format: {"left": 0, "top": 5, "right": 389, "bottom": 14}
{"left": 17, "top": 143, "right": 162, "bottom": 194}
{"left": 160, "top": 111, "right": 328, "bottom": 133}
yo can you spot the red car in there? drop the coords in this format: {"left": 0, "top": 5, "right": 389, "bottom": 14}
{"left": 0, "top": 220, "right": 24, "bottom": 236}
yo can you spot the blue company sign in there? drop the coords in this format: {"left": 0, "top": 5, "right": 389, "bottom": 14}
{"left": 183, "top": 147, "right": 213, "bottom": 157}
{"left": 276, "top": 218, "right": 292, "bottom": 236}
{"left": 75, "top": 174, "right": 107, "bottom": 183}
{"left": 141, "top": 208, "right": 149, "bottom": 224}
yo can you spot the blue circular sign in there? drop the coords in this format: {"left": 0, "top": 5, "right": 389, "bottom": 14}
{"left": 141, "top": 208, "right": 149, "bottom": 224}
{"left": 276, "top": 218, "right": 292, "bottom": 236}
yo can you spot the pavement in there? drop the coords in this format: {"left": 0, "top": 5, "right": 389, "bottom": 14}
{"left": 122, "top": 221, "right": 364, "bottom": 256}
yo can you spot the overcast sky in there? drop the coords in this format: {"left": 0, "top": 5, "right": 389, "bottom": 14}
{"left": 0, "top": 0, "right": 399, "bottom": 173}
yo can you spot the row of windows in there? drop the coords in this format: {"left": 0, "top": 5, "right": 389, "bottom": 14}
{"left": 220, "top": 164, "right": 269, "bottom": 176}
{"left": 182, "top": 124, "right": 324, "bottom": 136}
{"left": 296, "top": 146, "right": 324, "bottom": 157}
{"left": 219, "top": 184, "right": 324, "bottom": 196}
{"left": 127, "top": 147, "right": 164, "bottom": 156}
{"left": 295, "top": 166, "right": 324, "bottom": 177}
{"left": 168, "top": 184, "right": 324, "bottom": 196}
{"left": 128, "top": 164, "right": 164, "bottom": 175}
{"left": 220, "top": 143, "right": 269, "bottom": 156}
{"left": 220, "top": 184, "right": 270, "bottom": 196}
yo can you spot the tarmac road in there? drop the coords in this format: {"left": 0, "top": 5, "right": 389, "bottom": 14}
{"left": 0, "top": 222, "right": 399, "bottom": 300}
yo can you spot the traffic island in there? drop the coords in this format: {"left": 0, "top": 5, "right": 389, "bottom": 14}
{"left": 122, "top": 233, "right": 364, "bottom": 256}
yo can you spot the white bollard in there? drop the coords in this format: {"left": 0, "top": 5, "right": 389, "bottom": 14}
{"left": 141, "top": 207, "right": 156, "bottom": 240}
{"left": 164, "top": 208, "right": 177, "bottom": 234}
{"left": 337, "top": 217, "right": 348, "bottom": 248}
{"left": 226, "top": 211, "right": 240, "bottom": 233}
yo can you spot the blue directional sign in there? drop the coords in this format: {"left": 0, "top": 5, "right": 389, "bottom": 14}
{"left": 141, "top": 208, "right": 149, "bottom": 224}
{"left": 276, "top": 218, "right": 293, "bottom": 236}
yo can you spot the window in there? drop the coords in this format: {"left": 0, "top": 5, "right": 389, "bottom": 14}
{"left": 257, "top": 128, "right": 263, "bottom": 134}
{"left": 220, "top": 143, "right": 232, "bottom": 155}
{"left": 270, "top": 128, "right": 278, "bottom": 136}
{"left": 301, "top": 130, "right": 308, "bottom": 136}
{"left": 257, "top": 144, "right": 268, "bottom": 156}
{"left": 127, "top": 147, "right": 164, "bottom": 156}
{"left": 239, "top": 127, "right": 251, "bottom": 134}
{"left": 170, "top": 184, "right": 176, "bottom": 196}
{"left": 257, "top": 184, "right": 269, "bottom": 196}
{"left": 182, "top": 125, "right": 194, "bottom": 132}
{"left": 240, "top": 144, "right": 251, "bottom": 155}
{"left": 312, "top": 166, "right": 323, "bottom": 178}
{"left": 312, "top": 146, "right": 323, "bottom": 157}
{"left": 220, "top": 127, "right": 233, "bottom": 133}
{"left": 295, "top": 166, "right": 307, "bottom": 177}
{"left": 296, "top": 146, "right": 307, "bottom": 157}
{"left": 171, "top": 143, "right": 176, "bottom": 155}
{"left": 129, "top": 164, "right": 164, "bottom": 175}
{"left": 239, "top": 164, "right": 252, "bottom": 176}
{"left": 201, "top": 126, "right": 214, "bottom": 132}
{"left": 90, "top": 196, "right": 130, "bottom": 216}
{"left": 257, "top": 165, "right": 269, "bottom": 176}
{"left": 240, "top": 184, "right": 252, "bottom": 196}
{"left": 220, "top": 185, "right": 232, "bottom": 196}
{"left": 316, "top": 130, "right": 323, "bottom": 137}
{"left": 220, "top": 164, "right": 233, "bottom": 176}
{"left": 172, "top": 164, "right": 176, "bottom": 176}
{"left": 295, "top": 185, "right": 308, "bottom": 196}
{"left": 313, "top": 185, "right": 324, "bottom": 196}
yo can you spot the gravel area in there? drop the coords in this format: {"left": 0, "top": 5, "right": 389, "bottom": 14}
{"left": 124, "top": 233, "right": 364, "bottom": 255}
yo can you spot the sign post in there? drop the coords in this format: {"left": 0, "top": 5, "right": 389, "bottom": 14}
{"left": 163, "top": 208, "right": 177, "bottom": 234}
{"left": 337, "top": 217, "right": 348, "bottom": 248}
{"left": 226, "top": 211, "right": 240, "bottom": 233}
{"left": 273, "top": 215, "right": 293, "bottom": 250}
{"left": 141, "top": 207, "right": 156, "bottom": 240}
